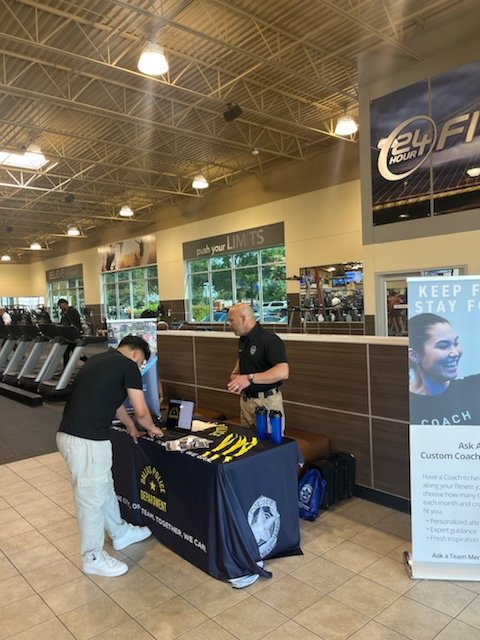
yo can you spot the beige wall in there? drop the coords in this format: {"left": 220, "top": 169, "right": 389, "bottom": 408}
{"left": 5, "top": 177, "right": 480, "bottom": 325}
{"left": 0, "top": 264, "right": 34, "bottom": 296}
{"left": 156, "top": 179, "right": 362, "bottom": 300}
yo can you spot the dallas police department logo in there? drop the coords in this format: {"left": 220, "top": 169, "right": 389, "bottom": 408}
{"left": 250, "top": 345, "right": 257, "bottom": 356}
{"left": 139, "top": 465, "right": 167, "bottom": 513}
{"left": 248, "top": 495, "right": 280, "bottom": 558}
{"left": 299, "top": 482, "right": 313, "bottom": 506}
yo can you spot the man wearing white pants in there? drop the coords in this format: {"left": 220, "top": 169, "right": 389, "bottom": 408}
{"left": 57, "top": 335, "right": 163, "bottom": 577}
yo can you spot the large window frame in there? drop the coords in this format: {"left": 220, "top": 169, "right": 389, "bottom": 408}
{"left": 187, "top": 245, "right": 286, "bottom": 323}
{"left": 101, "top": 265, "right": 159, "bottom": 320}
{"left": 48, "top": 279, "right": 84, "bottom": 322}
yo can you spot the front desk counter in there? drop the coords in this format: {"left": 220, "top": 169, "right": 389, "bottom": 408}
{"left": 111, "top": 423, "right": 301, "bottom": 582}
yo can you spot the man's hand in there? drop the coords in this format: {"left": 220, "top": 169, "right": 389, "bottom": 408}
{"left": 126, "top": 423, "right": 142, "bottom": 444}
{"left": 227, "top": 374, "right": 251, "bottom": 395}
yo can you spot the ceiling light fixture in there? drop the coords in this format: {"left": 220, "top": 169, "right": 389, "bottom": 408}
{"left": 334, "top": 115, "right": 358, "bottom": 136}
{"left": 467, "top": 167, "right": 480, "bottom": 178}
{"left": 119, "top": 205, "right": 134, "bottom": 217}
{"left": 1, "top": 254, "right": 11, "bottom": 262}
{"left": 67, "top": 225, "right": 81, "bottom": 236}
{"left": 192, "top": 174, "right": 209, "bottom": 189}
{"left": 137, "top": 42, "right": 169, "bottom": 76}
{"left": 30, "top": 242, "right": 42, "bottom": 250}
{"left": 0, "top": 143, "right": 48, "bottom": 170}
{"left": 251, "top": 148, "right": 259, "bottom": 156}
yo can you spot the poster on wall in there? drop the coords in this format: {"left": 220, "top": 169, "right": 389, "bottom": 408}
{"left": 371, "top": 60, "right": 480, "bottom": 226}
{"left": 407, "top": 275, "right": 480, "bottom": 580}
{"left": 98, "top": 235, "right": 157, "bottom": 272}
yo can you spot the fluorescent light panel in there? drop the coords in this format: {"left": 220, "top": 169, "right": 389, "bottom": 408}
{"left": 0, "top": 146, "right": 48, "bottom": 169}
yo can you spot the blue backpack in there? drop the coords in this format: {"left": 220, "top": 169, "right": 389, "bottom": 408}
{"left": 298, "top": 467, "right": 326, "bottom": 521}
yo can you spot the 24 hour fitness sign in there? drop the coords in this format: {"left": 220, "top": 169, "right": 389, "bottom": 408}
{"left": 370, "top": 59, "right": 479, "bottom": 223}
{"left": 183, "top": 222, "right": 284, "bottom": 261}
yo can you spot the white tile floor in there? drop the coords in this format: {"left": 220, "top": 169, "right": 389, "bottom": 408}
{"left": 1, "top": 453, "right": 480, "bottom": 639}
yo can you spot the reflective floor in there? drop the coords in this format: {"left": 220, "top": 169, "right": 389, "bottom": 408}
{"left": 1, "top": 453, "right": 480, "bottom": 639}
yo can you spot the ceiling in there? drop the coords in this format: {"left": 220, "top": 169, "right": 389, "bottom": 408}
{"left": 0, "top": 0, "right": 476, "bottom": 262}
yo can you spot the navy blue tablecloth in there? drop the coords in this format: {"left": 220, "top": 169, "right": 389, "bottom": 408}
{"left": 111, "top": 424, "right": 301, "bottom": 581}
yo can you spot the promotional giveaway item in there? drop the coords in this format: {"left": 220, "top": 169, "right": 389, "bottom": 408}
{"left": 255, "top": 406, "right": 268, "bottom": 440}
{"left": 269, "top": 410, "right": 283, "bottom": 445}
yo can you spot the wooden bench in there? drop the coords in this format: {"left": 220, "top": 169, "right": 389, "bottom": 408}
{"left": 286, "top": 427, "right": 330, "bottom": 467}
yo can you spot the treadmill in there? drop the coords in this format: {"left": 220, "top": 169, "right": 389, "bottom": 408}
{"left": 37, "top": 325, "right": 107, "bottom": 397}
{"left": 0, "top": 324, "right": 23, "bottom": 375}
{"left": 17, "top": 323, "right": 58, "bottom": 390}
{"left": 2, "top": 324, "right": 42, "bottom": 385}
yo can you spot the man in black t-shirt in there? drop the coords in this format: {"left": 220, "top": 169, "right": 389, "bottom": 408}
{"left": 57, "top": 335, "right": 163, "bottom": 577}
{"left": 57, "top": 298, "right": 83, "bottom": 367}
{"left": 227, "top": 303, "right": 289, "bottom": 432}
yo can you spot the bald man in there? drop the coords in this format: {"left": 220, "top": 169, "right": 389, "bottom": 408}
{"left": 227, "top": 303, "right": 289, "bottom": 432}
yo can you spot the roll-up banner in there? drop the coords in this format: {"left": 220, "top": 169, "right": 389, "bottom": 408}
{"left": 407, "top": 275, "right": 480, "bottom": 580}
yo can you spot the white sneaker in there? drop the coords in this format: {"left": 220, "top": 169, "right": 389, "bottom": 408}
{"left": 112, "top": 524, "right": 152, "bottom": 551}
{"left": 83, "top": 550, "right": 128, "bottom": 577}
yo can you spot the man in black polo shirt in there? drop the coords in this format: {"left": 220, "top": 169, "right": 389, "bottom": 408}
{"left": 57, "top": 335, "right": 163, "bottom": 577}
{"left": 227, "top": 303, "right": 289, "bottom": 431}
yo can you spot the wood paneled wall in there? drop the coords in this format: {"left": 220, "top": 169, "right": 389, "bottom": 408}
{"left": 158, "top": 332, "right": 410, "bottom": 501}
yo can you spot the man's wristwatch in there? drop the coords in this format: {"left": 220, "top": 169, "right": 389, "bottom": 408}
{"left": 248, "top": 373, "right": 255, "bottom": 383}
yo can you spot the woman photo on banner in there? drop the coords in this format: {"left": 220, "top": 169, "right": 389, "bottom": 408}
{"left": 409, "top": 312, "right": 480, "bottom": 426}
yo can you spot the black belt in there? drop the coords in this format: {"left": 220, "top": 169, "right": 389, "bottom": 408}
{"left": 242, "top": 387, "right": 280, "bottom": 400}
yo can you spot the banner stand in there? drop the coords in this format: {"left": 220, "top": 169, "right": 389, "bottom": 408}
{"left": 407, "top": 275, "right": 480, "bottom": 582}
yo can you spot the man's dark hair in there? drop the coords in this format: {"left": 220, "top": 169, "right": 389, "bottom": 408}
{"left": 57, "top": 298, "right": 68, "bottom": 305}
{"left": 118, "top": 334, "right": 151, "bottom": 361}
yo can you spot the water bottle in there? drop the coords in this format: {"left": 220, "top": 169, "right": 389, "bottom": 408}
{"left": 255, "top": 406, "right": 268, "bottom": 440}
{"left": 269, "top": 410, "right": 283, "bottom": 445}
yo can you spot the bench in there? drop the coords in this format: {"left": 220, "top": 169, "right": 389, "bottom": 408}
{"left": 286, "top": 427, "right": 330, "bottom": 467}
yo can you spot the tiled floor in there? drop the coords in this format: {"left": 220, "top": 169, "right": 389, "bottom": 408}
{"left": 1, "top": 454, "right": 480, "bottom": 640}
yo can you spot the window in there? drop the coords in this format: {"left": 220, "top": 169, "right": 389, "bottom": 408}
{"left": 48, "top": 278, "right": 84, "bottom": 322}
{"left": 102, "top": 266, "right": 159, "bottom": 320}
{"left": 187, "top": 246, "right": 286, "bottom": 323}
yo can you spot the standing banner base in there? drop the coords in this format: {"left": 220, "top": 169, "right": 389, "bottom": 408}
{"left": 409, "top": 423, "right": 480, "bottom": 581}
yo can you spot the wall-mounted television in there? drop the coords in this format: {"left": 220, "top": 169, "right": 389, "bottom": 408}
{"left": 331, "top": 276, "right": 347, "bottom": 287}
{"left": 345, "top": 270, "right": 363, "bottom": 284}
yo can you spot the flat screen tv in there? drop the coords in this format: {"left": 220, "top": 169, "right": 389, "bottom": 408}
{"left": 345, "top": 270, "right": 363, "bottom": 284}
